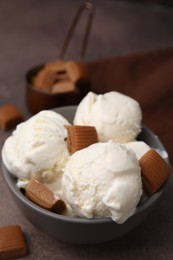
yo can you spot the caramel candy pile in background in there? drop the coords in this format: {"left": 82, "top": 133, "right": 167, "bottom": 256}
{"left": 33, "top": 60, "right": 89, "bottom": 94}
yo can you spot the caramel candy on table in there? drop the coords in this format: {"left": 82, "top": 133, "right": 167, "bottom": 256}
{"left": 0, "top": 225, "right": 27, "bottom": 259}
{"left": 65, "top": 125, "right": 98, "bottom": 154}
{"left": 26, "top": 180, "right": 66, "bottom": 213}
{"left": 0, "top": 104, "right": 23, "bottom": 130}
{"left": 139, "top": 149, "right": 171, "bottom": 194}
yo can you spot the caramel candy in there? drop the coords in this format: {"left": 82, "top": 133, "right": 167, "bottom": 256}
{"left": 51, "top": 80, "right": 75, "bottom": 94}
{"left": 33, "top": 60, "right": 65, "bottom": 91}
{"left": 64, "top": 61, "right": 89, "bottom": 84}
{"left": 0, "top": 225, "right": 27, "bottom": 259}
{"left": 26, "top": 180, "right": 66, "bottom": 213}
{"left": 33, "top": 60, "right": 89, "bottom": 94}
{"left": 0, "top": 104, "right": 23, "bottom": 130}
{"left": 139, "top": 149, "right": 171, "bottom": 194}
{"left": 35, "top": 68, "right": 56, "bottom": 91}
{"left": 65, "top": 125, "right": 98, "bottom": 154}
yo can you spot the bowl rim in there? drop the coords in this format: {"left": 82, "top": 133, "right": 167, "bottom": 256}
{"left": 1, "top": 105, "right": 170, "bottom": 225}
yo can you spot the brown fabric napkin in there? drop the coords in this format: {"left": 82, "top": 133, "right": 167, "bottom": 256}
{"left": 87, "top": 47, "right": 173, "bottom": 162}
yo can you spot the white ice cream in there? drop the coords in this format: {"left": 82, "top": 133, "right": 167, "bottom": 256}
{"left": 73, "top": 91, "right": 142, "bottom": 143}
{"left": 124, "top": 141, "right": 151, "bottom": 159}
{"left": 62, "top": 141, "right": 142, "bottom": 224}
{"left": 2, "top": 110, "right": 70, "bottom": 196}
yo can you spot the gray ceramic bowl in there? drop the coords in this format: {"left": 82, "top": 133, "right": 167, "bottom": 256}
{"left": 1, "top": 106, "right": 171, "bottom": 244}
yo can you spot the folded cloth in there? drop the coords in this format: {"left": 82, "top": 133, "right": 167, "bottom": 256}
{"left": 87, "top": 47, "right": 173, "bottom": 162}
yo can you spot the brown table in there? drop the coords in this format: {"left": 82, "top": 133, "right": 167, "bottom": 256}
{"left": 0, "top": 1, "right": 173, "bottom": 259}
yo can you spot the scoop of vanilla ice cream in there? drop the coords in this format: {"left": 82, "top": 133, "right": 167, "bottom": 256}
{"left": 124, "top": 141, "right": 151, "bottom": 159}
{"left": 73, "top": 91, "right": 142, "bottom": 143}
{"left": 62, "top": 141, "right": 142, "bottom": 224}
{"left": 2, "top": 110, "right": 70, "bottom": 195}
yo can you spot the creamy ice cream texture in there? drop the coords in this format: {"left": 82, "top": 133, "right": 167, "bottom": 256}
{"left": 2, "top": 110, "right": 70, "bottom": 195}
{"left": 73, "top": 91, "right": 142, "bottom": 143}
{"left": 2, "top": 91, "right": 145, "bottom": 223}
{"left": 62, "top": 141, "right": 142, "bottom": 224}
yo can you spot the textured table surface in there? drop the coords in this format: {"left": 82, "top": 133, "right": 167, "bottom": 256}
{"left": 0, "top": 1, "right": 173, "bottom": 259}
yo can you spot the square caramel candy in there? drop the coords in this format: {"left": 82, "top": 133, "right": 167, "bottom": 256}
{"left": 139, "top": 149, "right": 171, "bottom": 194}
{"left": 0, "top": 104, "right": 23, "bottom": 130}
{"left": 0, "top": 225, "right": 27, "bottom": 259}
{"left": 65, "top": 125, "right": 98, "bottom": 154}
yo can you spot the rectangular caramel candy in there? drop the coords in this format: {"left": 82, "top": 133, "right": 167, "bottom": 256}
{"left": 0, "top": 104, "right": 23, "bottom": 130}
{"left": 65, "top": 125, "right": 98, "bottom": 154}
{"left": 26, "top": 180, "right": 66, "bottom": 213}
{"left": 139, "top": 149, "right": 171, "bottom": 194}
{"left": 0, "top": 225, "right": 27, "bottom": 259}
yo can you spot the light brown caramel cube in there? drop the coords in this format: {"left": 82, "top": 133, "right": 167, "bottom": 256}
{"left": 139, "top": 149, "right": 171, "bottom": 194}
{"left": 0, "top": 225, "right": 27, "bottom": 259}
{"left": 65, "top": 125, "right": 98, "bottom": 154}
{"left": 0, "top": 104, "right": 23, "bottom": 130}
{"left": 26, "top": 180, "right": 66, "bottom": 213}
